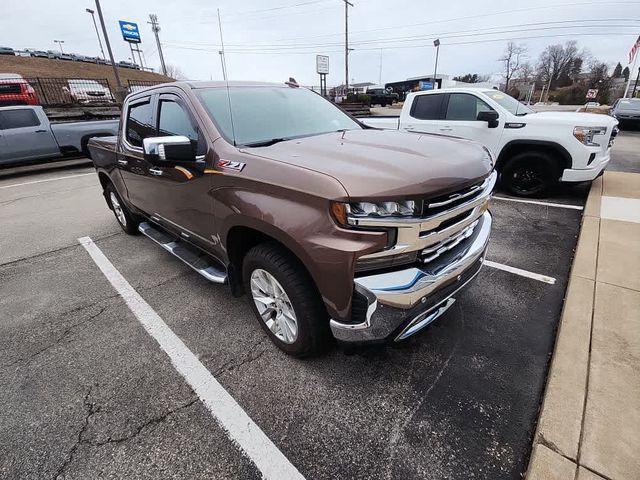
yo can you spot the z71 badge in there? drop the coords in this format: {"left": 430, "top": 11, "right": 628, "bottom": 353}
{"left": 217, "top": 159, "right": 246, "bottom": 172}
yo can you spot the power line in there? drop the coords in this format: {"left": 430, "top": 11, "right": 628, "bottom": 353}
{"left": 169, "top": 19, "right": 639, "bottom": 49}
{"left": 164, "top": 30, "right": 640, "bottom": 55}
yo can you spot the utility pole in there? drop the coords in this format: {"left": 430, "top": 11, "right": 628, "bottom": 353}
{"left": 217, "top": 9, "right": 228, "bottom": 82}
{"left": 85, "top": 8, "right": 105, "bottom": 59}
{"left": 94, "top": 0, "right": 123, "bottom": 94}
{"left": 149, "top": 14, "right": 167, "bottom": 76}
{"left": 343, "top": 0, "right": 353, "bottom": 94}
{"left": 433, "top": 39, "right": 440, "bottom": 88}
{"left": 54, "top": 39, "right": 65, "bottom": 54}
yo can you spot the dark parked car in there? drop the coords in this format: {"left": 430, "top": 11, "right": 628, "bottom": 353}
{"left": 366, "top": 88, "right": 395, "bottom": 107}
{"left": 611, "top": 98, "right": 640, "bottom": 129}
{"left": 0, "top": 46, "right": 15, "bottom": 56}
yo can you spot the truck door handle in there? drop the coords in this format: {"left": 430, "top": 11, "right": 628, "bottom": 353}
{"left": 117, "top": 159, "right": 128, "bottom": 166}
{"left": 35, "top": 129, "right": 47, "bottom": 133}
{"left": 439, "top": 127, "right": 453, "bottom": 132}
{"left": 149, "top": 167, "right": 163, "bottom": 176}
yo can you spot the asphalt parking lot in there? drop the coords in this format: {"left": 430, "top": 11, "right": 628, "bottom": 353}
{"left": 1, "top": 131, "right": 638, "bottom": 480}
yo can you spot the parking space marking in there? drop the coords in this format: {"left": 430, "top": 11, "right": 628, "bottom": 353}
{"left": 78, "top": 236, "right": 305, "bottom": 480}
{"left": 0, "top": 172, "right": 94, "bottom": 190}
{"left": 484, "top": 260, "right": 557, "bottom": 284}
{"left": 492, "top": 196, "right": 584, "bottom": 210}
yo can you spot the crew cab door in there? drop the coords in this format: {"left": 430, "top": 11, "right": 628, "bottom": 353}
{"left": 141, "top": 93, "right": 215, "bottom": 248}
{"left": 401, "top": 93, "right": 446, "bottom": 135}
{"left": 117, "top": 95, "right": 157, "bottom": 212}
{"left": 439, "top": 93, "right": 503, "bottom": 155}
{"left": 0, "top": 107, "right": 59, "bottom": 164}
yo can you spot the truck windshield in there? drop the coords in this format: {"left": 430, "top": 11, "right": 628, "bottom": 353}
{"left": 483, "top": 90, "right": 534, "bottom": 116}
{"left": 196, "top": 86, "right": 361, "bottom": 147}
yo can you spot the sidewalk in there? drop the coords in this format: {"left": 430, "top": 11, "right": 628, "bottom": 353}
{"left": 526, "top": 171, "right": 640, "bottom": 480}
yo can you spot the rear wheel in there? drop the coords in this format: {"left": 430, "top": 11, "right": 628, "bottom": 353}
{"left": 500, "top": 152, "right": 558, "bottom": 197}
{"left": 243, "top": 242, "right": 330, "bottom": 357}
{"left": 105, "top": 183, "right": 140, "bottom": 235}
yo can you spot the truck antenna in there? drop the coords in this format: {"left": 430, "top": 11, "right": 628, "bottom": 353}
{"left": 217, "top": 8, "right": 237, "bottom": 146}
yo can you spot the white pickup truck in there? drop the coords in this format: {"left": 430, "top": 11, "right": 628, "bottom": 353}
{"left": 361, "top": 88, "right": 619, "bottom": 196}
{"left": 0, "top": 105, "right": 118, "bottom": 166}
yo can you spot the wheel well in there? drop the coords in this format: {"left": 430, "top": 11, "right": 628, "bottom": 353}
{"left": 98, "top": 171, "right": 111, "bottom": 190}
{"left": 226, "top": 226, "right": 311, "bottom": 298}
{"left": 496, "top": 141, "right": 571, "bottom": 174}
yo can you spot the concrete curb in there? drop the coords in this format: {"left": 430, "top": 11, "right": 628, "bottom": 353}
{"left": 526, "top": 172, "right": 640, "bottom": 480}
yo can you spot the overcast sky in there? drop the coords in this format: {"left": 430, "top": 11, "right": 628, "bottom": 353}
{"left": 2, "top": 0, "right": 639, "bottom": 86}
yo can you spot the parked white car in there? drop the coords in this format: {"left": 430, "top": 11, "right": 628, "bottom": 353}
{"left": 361, "top": 88, "right": 618, "bottom": 196}
{"left": 63, "top": 79, "right": 115, "bottom": 104}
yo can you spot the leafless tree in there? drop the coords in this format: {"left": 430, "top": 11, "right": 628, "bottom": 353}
{"left": 165, "top": 64, "right": 186, "bottom": 80}
{"left": 536, "top": 41, "right": 586, "bottom": 89}
{"left": 499, "top": 42, "right": 527, "bottom": 92}
{"left": 517, "top": 62, "right": 534, "bottom": 83}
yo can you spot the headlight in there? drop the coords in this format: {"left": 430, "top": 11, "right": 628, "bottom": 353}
{"left": 482, "top": 146, "right": 495, "bottom": 168}
{"left": 348, "top": 200, "right": 419, "bottom": 217}
{"left": 573, "top": 126, "right": 607, "bottom": 147}
{"left": 330, "top": 200, "right": 420, "bottom": 226}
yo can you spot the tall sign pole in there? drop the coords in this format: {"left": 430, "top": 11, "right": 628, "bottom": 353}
{"left": 149, "top": 14, "right": 167, "bottom": 76}
{"left": 94, "top": 0, "right": 123, "bottom": 92}
{"left": 343, "top": 0, "right": 353, "bottom": 94}
{"left": 433, "top": 39, "right": 440, "bottom": 89}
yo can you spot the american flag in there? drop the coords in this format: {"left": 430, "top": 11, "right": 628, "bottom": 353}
{"left": 630, "top": 35, "right": 640, "bottom": 64}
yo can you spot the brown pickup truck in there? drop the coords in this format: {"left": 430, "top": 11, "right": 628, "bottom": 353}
{"left": 88, "top": 81, "right": 495, "bottom": 357}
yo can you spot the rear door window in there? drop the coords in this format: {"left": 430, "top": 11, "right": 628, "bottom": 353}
{"left": 0, "top": 109, "right": 40, "bottom": 129}
{"left": 410, "top": 94, "right": 444, "bottom": 120}
{"left": 125, "top": 98, "right": 154, "bottom": 147}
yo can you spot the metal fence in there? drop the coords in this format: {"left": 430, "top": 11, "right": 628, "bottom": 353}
{"left": 0, "top": 77, "right": 168, "bottom": 107}
{"left": 22, "top": 77, "right": 116, "bottom": 107}
{"left": 127, "top": 79, "right": 167, "bottom": 92}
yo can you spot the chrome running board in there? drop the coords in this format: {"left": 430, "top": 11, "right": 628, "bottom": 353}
{"left": 138, "top": 222, "right": 227, "bottom": 284}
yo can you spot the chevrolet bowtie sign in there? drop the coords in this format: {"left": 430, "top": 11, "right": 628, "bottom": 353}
{"left": 119, "top": 21, "right": 141, "bottom": 43}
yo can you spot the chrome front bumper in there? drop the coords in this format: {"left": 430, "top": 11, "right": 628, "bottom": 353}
{"left": 330, "top": 210, "right": 492, "bottom": 343}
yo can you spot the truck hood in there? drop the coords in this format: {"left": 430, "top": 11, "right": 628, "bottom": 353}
{"left": 243, "top": 129, "right": 493, "bottom": 200}
{"left": 526, "top": 111, "right": 618, "bottom": 127}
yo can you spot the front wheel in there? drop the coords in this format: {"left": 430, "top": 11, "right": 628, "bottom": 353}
{"left": 105, "top": 183, "right": 140, "bottom": 235}
{"left": 500, "top": 152, "right": 558, "bottom": 197}
{"left": 243, "top": 243, "right": 330, "bottom": 357}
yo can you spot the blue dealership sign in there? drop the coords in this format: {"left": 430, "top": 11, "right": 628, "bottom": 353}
{"left": 119, "top": 21, "right": 141, "bottom": 43}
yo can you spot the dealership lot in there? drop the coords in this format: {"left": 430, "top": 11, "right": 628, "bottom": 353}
{"left": 1, "top": 132, "right": 637, "bottom": 480}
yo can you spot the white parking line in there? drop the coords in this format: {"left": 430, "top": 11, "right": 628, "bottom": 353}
{"left": 0, "top": 172, "right": 94, "bottom": 190}
{"left": 492, "top": 196, "right": 584, "bottom": 211}
{"left": 484, "top": 260, "right": 557, "bottom": 284}
{"left": 78, "top": 236, "right": 305, "bottom": 480}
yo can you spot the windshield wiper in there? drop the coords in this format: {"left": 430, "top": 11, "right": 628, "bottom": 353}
{"left": 243, "top": 138, "right": 288, "bottom": 148}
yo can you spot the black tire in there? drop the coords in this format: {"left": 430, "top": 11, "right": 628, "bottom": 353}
{"left": 105, "top": 182, "right": 140, "bottom": 235}
{"left": 499, "top": 152, "right": 559, "bottom": 197}
{"left": 242, "top": 242, "right": 331, "bottom": 357}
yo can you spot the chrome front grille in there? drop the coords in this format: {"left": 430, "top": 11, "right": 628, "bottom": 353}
{"left": 354, "top": 171, "right": 496, "bottom": 272}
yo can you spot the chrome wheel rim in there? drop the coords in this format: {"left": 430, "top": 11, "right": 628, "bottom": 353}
{"left": 250, "top": 269, "right": 298, "bottom": 344}
{"left": 110, "top": 191, "right": 127, "bottom": 227}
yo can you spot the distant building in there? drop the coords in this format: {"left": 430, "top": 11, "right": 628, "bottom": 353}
{"left": 385, "top": 74, "right": 499, "bottom": 100}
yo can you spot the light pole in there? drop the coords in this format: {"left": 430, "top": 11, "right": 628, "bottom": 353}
{"left": 86, "top": 8, "right": 106, "bottom": 59}
{"left": 54, "top": 39, "right": 65, "bottom": 54}
{"left": 433, "top": 39, "right": 440, "bottom": 89}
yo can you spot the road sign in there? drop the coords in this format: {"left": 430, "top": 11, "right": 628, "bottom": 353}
{"left": 586, "top": 89, "right": 598, "bottom": 99}
{"left": 316, "top": 55, "right": 329, "bottom": 75}
{"left": 420, "top": 81, "right": 434, "bottom": 90}
{"left": 119, "top": 21, "right": 141, "bottom": 43}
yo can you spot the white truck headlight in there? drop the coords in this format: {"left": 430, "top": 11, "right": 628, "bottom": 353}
{"left": 573, "top": 126, "right": 607, "bottom": 147}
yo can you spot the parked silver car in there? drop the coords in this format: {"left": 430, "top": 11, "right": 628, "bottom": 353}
{"left": 63, "top": 79, "right": 116, "bottom": 104}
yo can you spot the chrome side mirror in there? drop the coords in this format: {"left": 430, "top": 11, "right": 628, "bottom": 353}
{"left": 143, "top": 136, "right": 195, "bottom": 164}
